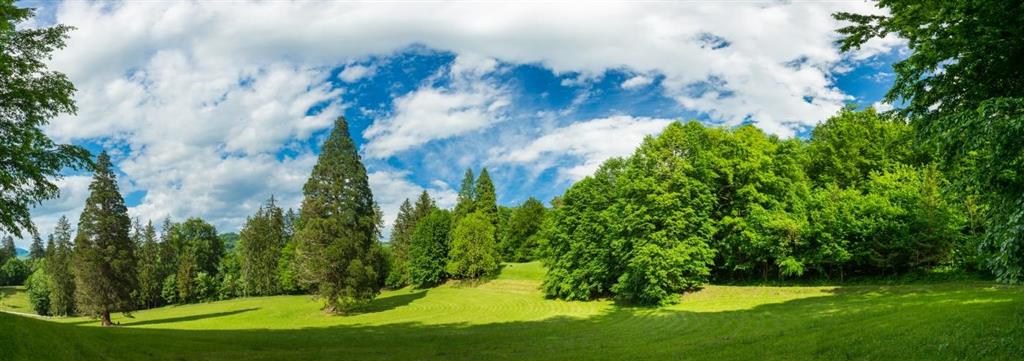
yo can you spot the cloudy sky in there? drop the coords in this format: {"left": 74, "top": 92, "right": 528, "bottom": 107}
{"left": 14, "top": 0, "right": 903, "bottom": 247}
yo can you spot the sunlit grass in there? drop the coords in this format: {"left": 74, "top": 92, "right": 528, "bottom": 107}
{"left": 2, "top": 262, "right": 1023, "bottom": 360}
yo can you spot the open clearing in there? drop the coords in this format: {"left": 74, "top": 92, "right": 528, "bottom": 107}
{"left": 2, "top": 262, "right": 1023, "bottom": 360}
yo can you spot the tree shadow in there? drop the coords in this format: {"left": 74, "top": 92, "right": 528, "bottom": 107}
{"left": 350, "top": 290, "right": 428, "bottom": 314}
{"left": 0, "top": 287, "right": 21, "bottom": 310}
{"left": 121, "top": 308, "right": 259, "bottom": 327}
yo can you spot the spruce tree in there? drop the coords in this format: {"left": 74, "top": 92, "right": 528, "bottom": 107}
{"left": 386, "top": 199, "right": 416, "bottom": 287}
{"left": 296, "top": 117, "right": 380, "bottom": 313}
{"left": 239, "top": 196, "right": 287, "bottom": 296}
{"left": 135, "top": 221, "right": 162, "bottom": 308}
{"left": 474, "top": 168, "right": 499, "bottom": 227}
{"left": 73, "top": 151, "right": 137, "bottom": 326}
{"left": 29, "top": 234, "right": 45, "bottom": 260}
{"left": 47, "top": 216, "right": 75, "bottom": 316}
{"left": 453, "top": 168, "right": 476, "bottom": 220}
{"left": 412, "top": 191, "right": 436, "bottom": 221}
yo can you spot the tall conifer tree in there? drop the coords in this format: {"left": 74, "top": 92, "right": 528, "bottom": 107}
{"left": 135, "top": 221, "right": 162, "bottom": 308}
{"left": 453, "top": 169, "right": 476, "bottom": 221}
{"left": 48, "top": 215, "right": 75, "bottom": 316}
{"left": 296, "top": 117, "right": 380, "bottom": 313}
{"left": 29, "top": 234, "right": 45, "bottom": 260}
{"left": 73, "top": 151, "right": 137, "bottom": 326}
{"left": 239, "top": 195, "right": 287, "bottom": 296}
{"left": 474, "top": 168, "right": 499, "bottom": 227}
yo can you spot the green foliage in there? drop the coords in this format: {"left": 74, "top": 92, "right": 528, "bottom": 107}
{"left": 453, "top": 168, "right": 476, "bottom": 220}
{"left": 239, "top": 196, "right": 287, "bottom": 296}
{"left": 46, "top": 216, "right": 75, "bottom": 316}
{"left": 28, "top": 235, "right": 44, "bottom": 261}
{"left": 216, "top": 251, "right": 241, "bottom": 300}
{"left": 276, "top": 238, "right": 304, "bottom": 294}
{"left": 1, "top": 258, "right": 29, "bottom": 286}
{"left": 386, "top": 199, "right": 415, "bottom": 288}
{"left": 499, "top": 198, "right": 547, "bottom": 262}
{"left": 295, "top": 117, "right": 380, "bottom": 313}
{"left": 25, "top": 262, "right": 50, "bottom": 316}
{"left": 0, "top": 1, "right": 93, "bottom": 239}
{"left": 408, "top": 210, "right": 452, "bottom": 287}
{"left": 446, "top": 212, "right": 500, "bottom": 279}
{"left": 542, "top": 160, "right": 623, "bottom": 301}
{"left": 135, "top": 221, "right": 162, "bottom": 309}
{"left": 835, "top": 1, "right": 1024, "bottom": 282}
{"left": 171, "top": 218, "right": 222, "bottom": 276}
{"left": 474, "top": 168, "right": 499, "bottom": 228}
{"left": 72, "top": 152, "right": 137, "bottom": 325}
{"left": 0, "top": 236, "right": 14, "bottom": 264}
{"left": 161, "top": 275, "right": 177, "bottom": 305}
{"left": 805, "top": 106, "right": 914, "bottom": 188}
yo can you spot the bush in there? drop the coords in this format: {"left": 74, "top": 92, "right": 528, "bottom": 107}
{"left": 1, "top": 258, "right": 30, "bottom": 286}
{"left": 25, "top": 264, "right": 51, "bottom": 316}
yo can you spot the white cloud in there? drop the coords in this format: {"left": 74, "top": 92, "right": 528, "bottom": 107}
{"left": 362, "top": 59, "right": 509, "bottom": 158}
{"left": 495, "top": 115, "right": 673, "bottom": 181}
{"left": 338, "top": 64, "right": 377, "bottom": 82}
{"left": 368, "top": 170, "right": 458, "bottom": 238}
{"left": 28, "top": 1, "right": 900, "bottom": 237}
{"left": 622, "top": 75, "right": 654, "bottom": 90}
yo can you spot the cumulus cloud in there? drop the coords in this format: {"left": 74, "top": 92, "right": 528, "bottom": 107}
{"left": 494, "top": 116, "right": 674, "bottom": 181}
{"left": 24, "top": 1, "right": 901, "bottom": 239}
{"left": 622, "top": 75, "right": 654, "bottom": 90}
{"left": 368, "top": 171, "right": 458, "bottom": 237}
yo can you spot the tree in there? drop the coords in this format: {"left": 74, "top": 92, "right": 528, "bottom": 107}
{"left": 170, "top": 218, "right": 222, "bottom": 276}
{"left": 47, "top": 215, "right": 75, "bottom": 316}
{"left": 474, "top": 168, "right": 499, "bottom": 228}
{"left": 0, "top": 258, "right": 28, "bottom": 286}
{"left": 408, "top": 209, "right": 452, "bottom": 287}
{"left": 25, "top": 261, "right": 50, "bottom": 315}
{"left": 453, "top": 168, "right": 476, "bottom": 220}
{"left": 805, "top": 107, "right": 914, "bottom": 188}
{"left": 499, "top": 197, "right": 547, "bottom": 262}
{"left": 239, "top": 196, "right": 287, "bottom": 296}
{"left": 385, "top": 199, "right": 415, "bottom": 288}
{"left": 835, "top": 1, "right": 1024, "bottom": 282}
{"left": 28, "top": 234, "right": 45, "bottom": 261}
{"left": 412, "top": 191, "right": 436, "bottom": 221}
{"left": 73, "top": 151, "right": 137, "bottom": 326}
{"left": 0, "top": 1, "right": 92, "bottom": 238}
{"left": 295, "top": 117, "right": 380, "bottom": 313}
{"left": 135, "top": 221, "right": 163, "bottom": 308}
{"left": 446, "top": 212, "right": 500, "bottom": 279}
{"left": 0, "top": 235, "right": 14, "bottom": 263}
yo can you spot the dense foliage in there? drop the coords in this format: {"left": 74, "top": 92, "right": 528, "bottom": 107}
{"left": 446, "top": 212, "right": 501, "bottom": 279}
{"left": 0, "top": 0, "right": 92, "bottom": 238}
{"left": 835, "top": 0, "right": 1024, "bottom": 282}
{"left": 238, "top": 196, "right": 287, "bottom": 296}
{"left": 408, "top": 210, "right": 453, "bottom": 287}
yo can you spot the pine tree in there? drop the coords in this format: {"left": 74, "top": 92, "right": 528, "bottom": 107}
{"left": 474, "top": 168, "right": 499, "bottom": 228}
{"left": 453, "top": 168, "right": 476, "bottom": 221}
{"left": 73, "top": 152, "right": 137, "bottom": 326}
{"left": 239, "top": 196, "right": 287, "bottom": 296}
{"left": 29, "top": 234, "right": 45, "bottom": 261}
{"left": 295, "top": 117, "right": 380, "bottom": 313}
{"left": 47, "top": 216, "right": 75, "bottom": 316}
{"left": 135, "top": 221, "right": 162, "bottom": 308}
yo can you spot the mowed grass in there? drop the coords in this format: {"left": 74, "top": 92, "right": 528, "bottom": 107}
{"left": 2, "top": 262, "right": 1023, "bottom": 360}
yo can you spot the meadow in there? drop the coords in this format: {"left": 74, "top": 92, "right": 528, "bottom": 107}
{"left": 2, "top": 262, "right": 1022, "bottom": 360}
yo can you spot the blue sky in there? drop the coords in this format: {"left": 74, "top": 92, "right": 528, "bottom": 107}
{"left": 15, "top": 1, "right": 903, "bottom": 246}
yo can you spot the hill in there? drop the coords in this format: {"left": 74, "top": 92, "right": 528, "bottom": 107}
{"left": 1, "top": 262, "right": 1023, "bottom": 360}
{"left": 14, "top": 247, "right": 28, "bottom": 259}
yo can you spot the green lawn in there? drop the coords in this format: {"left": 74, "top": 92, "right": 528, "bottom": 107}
{"left": 2, "top": 262, "right": 1023, "bottom": 360}
{"left": 0, "top": 286, "right": 30, "bottom": 314}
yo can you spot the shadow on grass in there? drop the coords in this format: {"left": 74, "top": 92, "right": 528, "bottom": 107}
{"left": 352, "top": 290, "right": 428, "bottom": 314}
{"left": 0, "top": 287, "right": 21, "bottom": 310}
{"left": 3, "top": 283, "right": 1022, "bottom": 361}
{"left": 121, "top": 308, "right": 260, "bottom": 327}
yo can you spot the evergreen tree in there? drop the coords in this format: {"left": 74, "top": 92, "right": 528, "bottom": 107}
{"left": 474, "top": 168, "right": 499, "bottom": 228}
{"left": 47, "top": 216, "right": 75, "bottom": 316}
{"left": 295, "top": 117, "right": 380, "bottom": 313}
{"left": 1, "top": 236, "right": 15, "bottom": 262}
{"left": 412, "top": 191, "right": 436, "bottom": 221}
{"left": 239, "top": 195, "right": 287, "bottom": 296}
{"left": 29, "top": 234, "right": 45, "bottom": 261}
{"left": 453, "top": 168, "right": 476, "bottom": 220}
{"left": 73, "top": 151, "right": 137, "bottom": 326}
{"left": 385, "top": 199, "right": 415, "bottom": 288}
{"left": 135, "top": 221, "right": 162, "bottom": 308}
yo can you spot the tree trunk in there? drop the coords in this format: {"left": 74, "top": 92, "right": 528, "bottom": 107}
{"left": 100, "top": 310, "right": 113, "bottom": 326}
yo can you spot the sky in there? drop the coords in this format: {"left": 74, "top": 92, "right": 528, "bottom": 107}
{"left": 13, "top": 1, "right": 905, "bottom": 247}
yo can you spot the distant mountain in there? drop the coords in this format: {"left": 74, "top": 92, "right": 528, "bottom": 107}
{"left": 15, "top": 247, "right": 29, "bottom": 259}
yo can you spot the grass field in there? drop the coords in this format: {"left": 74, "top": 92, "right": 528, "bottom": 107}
{"left": 2, "top": 262, "right": 1023, "bottom": 360}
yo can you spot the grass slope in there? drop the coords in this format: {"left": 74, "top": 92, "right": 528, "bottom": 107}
{"left": 2, "top": 262, "right": 1023, "bottom": 360}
